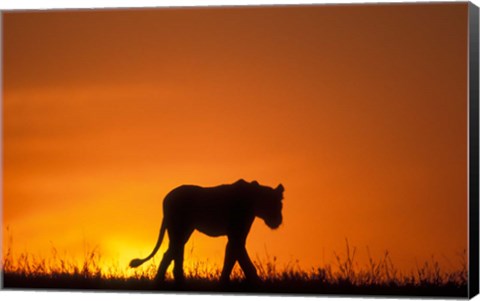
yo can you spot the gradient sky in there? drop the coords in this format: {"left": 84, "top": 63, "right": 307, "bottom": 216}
{"left": 2, "top": 3, "right": 469, "bottom": 274}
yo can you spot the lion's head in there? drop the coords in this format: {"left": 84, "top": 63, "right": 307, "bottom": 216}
{"left": 250, "top": 181, "right": 284, "bottom": 229}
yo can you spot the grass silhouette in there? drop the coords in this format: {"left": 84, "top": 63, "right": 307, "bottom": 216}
{"left": 1, "top": 239, "right": 467, "bottom": 297}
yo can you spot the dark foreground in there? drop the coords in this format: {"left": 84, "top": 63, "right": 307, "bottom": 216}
{"left": 2, "top": 272, "right": 467, "bottom": 298}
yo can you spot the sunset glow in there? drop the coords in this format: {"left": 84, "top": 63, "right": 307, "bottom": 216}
{"left": 2, "top": 3, "right": 469, "bottom": 277}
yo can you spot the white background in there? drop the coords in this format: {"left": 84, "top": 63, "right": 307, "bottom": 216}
{"left": 0, "top": 0, "right": 479, "bottom": 301}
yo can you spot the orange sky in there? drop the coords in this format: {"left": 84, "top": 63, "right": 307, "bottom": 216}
{"left": 2, "top": 3, "right": 469, "bottom": 275}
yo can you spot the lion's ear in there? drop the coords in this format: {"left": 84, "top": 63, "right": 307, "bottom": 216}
{"left": 276, "top": 184, "right": 284, "bottom": 193}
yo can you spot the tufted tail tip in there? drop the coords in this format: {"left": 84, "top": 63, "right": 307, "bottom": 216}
{"left": 129, "top": 258, "right": 144, "bottom": 268}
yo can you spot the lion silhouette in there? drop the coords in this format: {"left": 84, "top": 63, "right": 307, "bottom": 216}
{"left": 129, "top": 179, "right": 284, "bottom": 283}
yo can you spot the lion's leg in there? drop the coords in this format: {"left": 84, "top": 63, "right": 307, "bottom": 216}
{"left": 172, "top": 243, "right": 185, "bottom": 283}
{"left": 155, "top": 249, "right": 173, "bottom": 282}
{"left": 171, "top": 228, "right": 192, "bottom": 284}
{"left": 220, "top": 241, "right": 238, "bottom": 283}
{"left": 237, "top": 247, "right": 260, "bottom": 282}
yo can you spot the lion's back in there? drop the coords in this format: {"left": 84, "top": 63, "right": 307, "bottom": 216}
{"left": 162, "top": 183, "right": 248, "bottom": 236}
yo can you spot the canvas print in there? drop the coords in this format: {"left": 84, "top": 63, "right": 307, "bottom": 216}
{"left": 1, "top": 2, "right": 479, "bottom": 298}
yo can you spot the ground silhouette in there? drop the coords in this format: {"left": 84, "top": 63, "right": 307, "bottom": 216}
{"left": 129, "top": 179, "right": 284, "bottom": 284}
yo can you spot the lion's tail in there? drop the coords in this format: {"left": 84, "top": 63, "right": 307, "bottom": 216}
{"left": 129, "top": 219, "right": 166, "bottom": 268}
